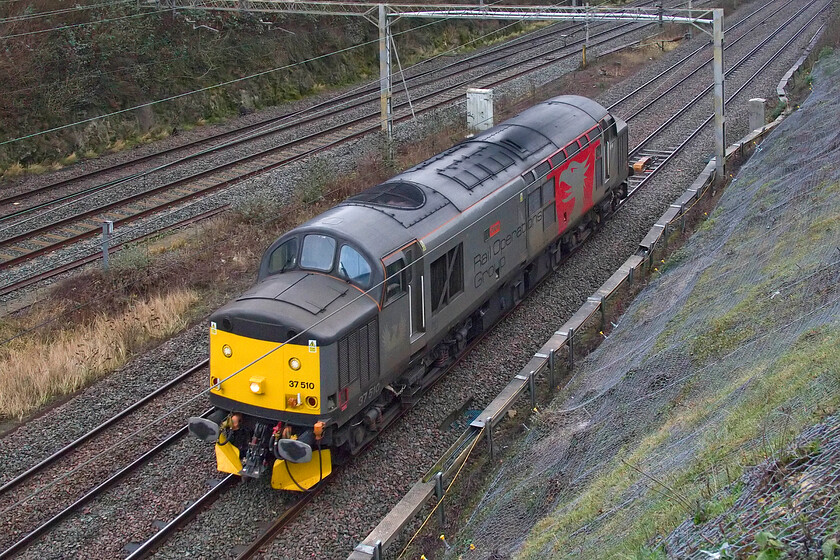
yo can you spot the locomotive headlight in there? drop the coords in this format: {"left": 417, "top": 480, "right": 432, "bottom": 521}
{"left": 289, "top": 357, "right": 301, "bottom": 371}
{"left": 222, "top": 345, "right": 233, "bottom": 358}
{"left": 249, "top": 376, "right": 265, "bottom": 394}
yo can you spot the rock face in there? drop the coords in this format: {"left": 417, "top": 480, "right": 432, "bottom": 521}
{"left": 452, "top": 50, "right": 840, "bottom": 560}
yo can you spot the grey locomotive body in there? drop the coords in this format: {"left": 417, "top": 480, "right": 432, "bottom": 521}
{"left": 199, "top": 95, "right": 630, "bottom": 490}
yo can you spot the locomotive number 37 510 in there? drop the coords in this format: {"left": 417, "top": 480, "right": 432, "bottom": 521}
{"left": 289, "top": 380, "right": 316, "bottom": 390}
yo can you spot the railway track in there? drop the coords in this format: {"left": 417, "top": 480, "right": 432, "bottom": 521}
{"left": 0, "top": 5, "right": 677, "bottom": 297}
{"left": 0, "top": 361, "right": 212, "bottom": 559}
{"left": 0, "top": 0, "right": 825, "bottom": 556}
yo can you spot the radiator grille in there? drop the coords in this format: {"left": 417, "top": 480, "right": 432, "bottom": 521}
{"left": 338, "top": 318, "right": 379, "bottom": 389}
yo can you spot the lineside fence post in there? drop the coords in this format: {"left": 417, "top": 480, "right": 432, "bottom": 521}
{"left": 548, "top": 349, "right": 556, "bottom": 391}
{"left": 529, "top": 371, "right": 536, "bottom": 409}
{"left": 102, "top": 220, "right": 114, "bottom": 270}
{"left": 568, "top": 327, "right": 575, "bottom": 370}
{"left": 434, "top": 472, "right": 445, "bottom": 525}
{"left": 485, "top": 417, "right": 494, "bottom": 461}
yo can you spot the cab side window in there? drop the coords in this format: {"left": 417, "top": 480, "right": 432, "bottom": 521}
{"left": 384, "top": 259, "right": 406, "bottom": 303}
{"left": 267, "top": 238, "right": 298, "bottom": 274}
{"left": 338, "top": 245, "right": 372, "bottom": 287}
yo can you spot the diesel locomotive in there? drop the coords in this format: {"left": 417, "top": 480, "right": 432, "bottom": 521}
{"left": 188, "top": 95, "right": 630, "bottom": 490}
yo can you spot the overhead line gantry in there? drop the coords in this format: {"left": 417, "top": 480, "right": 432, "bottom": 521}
{"left": 145, "top": 1, "right": 726, "bottom": 180}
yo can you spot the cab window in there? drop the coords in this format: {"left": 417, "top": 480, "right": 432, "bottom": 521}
{"left": 300, "top": 234, "right": 336, "bottom": 272}
{"left": 338, "top": 245, "right": 372, "bottom": 286}
{"left": 384, "top": 258, "right": 406, "bottom": 302}
{"left": 267, "top": 238, "right": 298, "bottom": 274}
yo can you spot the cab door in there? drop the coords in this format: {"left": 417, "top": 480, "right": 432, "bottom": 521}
{"left": 378, "top": 241, "right": 425, "bottom": 378}
{"left": 404, "top": 241, "right": 426, "bottom": 351}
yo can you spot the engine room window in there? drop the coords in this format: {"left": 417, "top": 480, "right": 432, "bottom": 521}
{"left": 338, "top": 245, "right": 372, "bottom": 286}
{"left": 431, "top": 244, "right": 464, "bottom": 313}
{"left": 300, "top": 234, "right": 336, "bottom": 272}
{"left": 528, "top": 187, "right": 541, "bottom": 216}
{"left": 267, "top": 238, "right": 298, "bottom": 274}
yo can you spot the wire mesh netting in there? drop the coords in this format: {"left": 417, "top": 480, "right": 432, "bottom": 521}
{"left": 667, "top": 414, "right": 840, "bottom": 558}
{"left": 448, "top": 52, "right": 840, "bottom": 559}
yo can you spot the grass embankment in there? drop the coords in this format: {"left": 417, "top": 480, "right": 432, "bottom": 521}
{"left": 512, "top": 54, "right": 840, "bottom": 560}
{"left": 520, "top": 328, "right": 840, "bottom": 558}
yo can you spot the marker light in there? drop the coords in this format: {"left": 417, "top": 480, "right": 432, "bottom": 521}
{"left": 249, "top": 377, "right": 265, "bottom": 394}
{"left": 222, "top": 345, "right": 233, "bottom": 358}
{"left": 289, "top": 357, "right": 301, "bottom": 371}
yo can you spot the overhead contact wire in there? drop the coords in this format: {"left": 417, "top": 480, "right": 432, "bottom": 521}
{"left": 0, "top": 8, "right": 172, "bottom": 40}
{"left": 0, "top": 1, "right": 558, "bottom": 234}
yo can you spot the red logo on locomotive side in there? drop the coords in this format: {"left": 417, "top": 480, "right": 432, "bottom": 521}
{"left": 549, "top": 140, "right": 600, "bottom": 235}
{"left": 489, "top": 220, "right": 501, "bottom": 237}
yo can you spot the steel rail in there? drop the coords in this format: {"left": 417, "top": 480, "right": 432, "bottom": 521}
{"left": 0, "top": 408, "right": 215, "bottom": 560}
{"left": 0, "top": 361, "right": 208, "bottom": 497}
{"left": 123, "top": 473, "right": 238, "bottom": 560}
{"left": 233, "top": 491, "right": 323, "bottom": 560}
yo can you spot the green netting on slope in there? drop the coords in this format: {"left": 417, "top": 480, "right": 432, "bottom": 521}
{"left": 449, "top": 52, "right": 840, "bottom": 560}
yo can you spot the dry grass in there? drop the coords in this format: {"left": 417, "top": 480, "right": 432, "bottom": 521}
{"left": 24, "top": 162, "right": 48, "bottom": 175}
{"left": 2, "top": 162, "right": 25, "bottom": 178}
{"left": 0, "top": 289, "right": 197, "bottom": 420}
{"left": 108, "top": 139, "right": 127, "bottom": 153}
{"left": 0, "top": 136, "right": 423, "bottom": 421}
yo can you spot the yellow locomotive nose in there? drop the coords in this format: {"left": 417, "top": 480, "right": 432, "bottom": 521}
{"left": 209, "top": 328, "right": 322, "bottom": 415}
